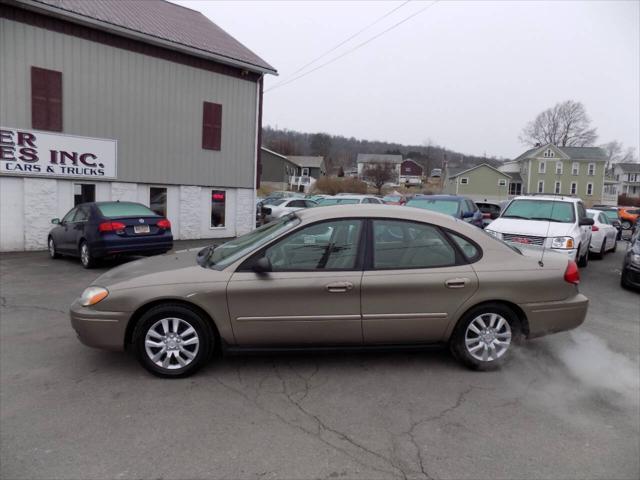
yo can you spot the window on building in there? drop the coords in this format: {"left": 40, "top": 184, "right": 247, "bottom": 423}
{"left": 570, "top": 182, "right": 577, "bottom": 195}
{"left": 537, "top": 180, "right": 544, "bottom": 193}
{"left": 586, "top": 183, "right": 593, "bottom": 196}
{"left": 211, "top": 190, "right": 226, "bottom": 227}
{"left": 556, "top": 161, "right": 563, "bottom": 174}
{"left": 538, "top": 161, "right": 546, "bottom": 174}
{"left": 498, "top": 179, "right": 507, "bottom": 186}
{"left": 587, "top": 163, "right": 595, "bottom": 176}
{"left": 31, "top": 66, "right": 62, "bottom": 132}
{"left": 572, "top": 162, "right": 580, "bottom": 175}
{"left": 554, "top": 181, "right": 561, "bottom": 194}
{"left": 74, "top": 184, "right": 95, "bottom": 206}
{"left": 509, "top": 182, "right": 522, "bottom": 195}
{"left": 302, "top": 168, "right": 309, "bottom": 177}
{"left": 543, "top": 149, "right": 554, "bottom": 158}
{"left": 202, "top": 102, "right": 222, "bottom": 150}
{"left": 150, "top": 187, "right": 167, "bottom": 217}
{"left": 460, "top": 177, "right": 469, "bottom": 184}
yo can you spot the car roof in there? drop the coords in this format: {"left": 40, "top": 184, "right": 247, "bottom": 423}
{"left": 512, "top": 195, "right": 578, "bottom": 203}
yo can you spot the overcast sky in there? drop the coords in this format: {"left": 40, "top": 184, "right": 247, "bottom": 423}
{"left": 175, "top": 0, "right": 639, "bottom": 159}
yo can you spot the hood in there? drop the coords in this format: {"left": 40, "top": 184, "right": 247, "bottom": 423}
{"left": 488, "top": 218, "right": 576, "bottom": 238}
{"left": 93, "top": 248, "right": 210, "bottom": 290}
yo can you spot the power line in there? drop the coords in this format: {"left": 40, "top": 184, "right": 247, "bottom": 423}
{"left": 265, "top": 0, "right": 438, "bottom": 94}
{"left": 288, "top": 0, "right": 412, "bottom": 77}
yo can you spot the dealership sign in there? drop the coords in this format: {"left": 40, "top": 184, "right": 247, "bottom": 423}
{"left": 0, "top": 127, "right": 117, "bottom": 179}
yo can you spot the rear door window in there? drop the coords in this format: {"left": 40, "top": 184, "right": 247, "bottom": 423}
{"left": 72, "top": 206, "right": 90, "bottom": 223}
{"left": 97, "top": 202, "right": 158, "bottom": 218}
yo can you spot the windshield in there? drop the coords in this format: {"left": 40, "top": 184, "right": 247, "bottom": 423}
{"left": 204, "top": 215, "right": 300, "bottom": 269}
{"left": 587, "top": 212, "right": 595, "bottom": 219}
{"left": 502, "top": 199, "right": 575, "bottom": 223}
{"left": 98, "top": 202, "right": 158, "bottom": 218}
{"left": 406, "top": 199, "right": 460, "bottom": 215}
{"left": 602, "top": 210, "right": 618, "bottom": 221}
{"left": 318, "top": 198, "right": 360, "bottom": 205}
{"left": 263, "top": 198, "right": 287, "bottom": 206}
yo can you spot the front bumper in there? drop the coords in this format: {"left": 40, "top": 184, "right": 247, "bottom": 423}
{"left": 506, "top": 242, "right": 578, "bottom": 261}
{"left": 521, "top": 293, "right": 589, "bottom": 338}
{"left": 69, "top": 300, "right": 131, "bottom": 351}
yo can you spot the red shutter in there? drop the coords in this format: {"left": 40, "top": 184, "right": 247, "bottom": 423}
{"left": 202, "top": 101, "right": 222, "bottom": 151}
{"left": 31, "top": 67, "right": 62, "bottom": 132}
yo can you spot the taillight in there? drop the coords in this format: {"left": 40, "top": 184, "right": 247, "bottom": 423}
{"left": 564, "top": 260, "right": 580, "bottom": 285}
{"left": 591, "top": 225, "right": 599, "bottom": 231}
{"left": 157, "top": 219, "right": 171, "bottom": 230}
{"left": 482, "top": 213, "right": 491, "bottom": 218}
{"left": 99, "top": 221, "right": 126, "bottom": 232}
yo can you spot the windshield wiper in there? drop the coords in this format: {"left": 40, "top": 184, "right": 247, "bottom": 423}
{"left": 530, "top": 217, "right": 564, "bottom": 222}
{"left": 502, "top": 215, "right": 530, "bottom": 220}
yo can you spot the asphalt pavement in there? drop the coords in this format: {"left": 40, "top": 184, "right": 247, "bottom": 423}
{"left": 1, "top": 241, "right": 639, "bottom": 480}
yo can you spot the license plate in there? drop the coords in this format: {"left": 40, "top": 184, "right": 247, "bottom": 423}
{"left": 134, "top": 224, "right": 150, "bottom": 234}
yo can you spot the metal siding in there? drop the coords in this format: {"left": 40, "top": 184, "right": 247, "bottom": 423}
{"left": 0, "top": 18, "right": 257, "bottom": 189}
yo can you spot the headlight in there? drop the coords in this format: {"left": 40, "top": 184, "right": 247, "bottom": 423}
{"left": 485, "top": 229, "right": 503, "bottom": 240}
{"left": 630, "top": 253, "right": 640, "bottom": 266}
{"left": 551, "top": 236, "right": 575, "bottom": 249}
{"left": 79, "top": 286, "right": 109, "bottom": 306}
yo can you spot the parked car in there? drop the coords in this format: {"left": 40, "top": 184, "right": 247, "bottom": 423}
{"left": 261, "top": 198, "right": 317, "bottom": 222}
{"left": 618, "top": 206, "right": 640, "bottom": 230}
{"left": 475, "top": 201, "right": 504, "bottom": 228}
{"left": 306, "top": 194, "right": 330, "bottom": 203}
{"left": 621, "top": 234, "right": 640, "bottom": 290}
{"left": 586, "top": 209, "right": 618, "bottom": 259}
{"left": 592, "top": 206, "right": 623, "bottom": 240}
{"left": 430, "top": 168, "right": 442, "bottom": 178}
{"left": 70, "top": 204, "right": 588, "bottom": 377}
{"left": 317, "top": 195, "right": 384, "bottom": 205}
{"left": 382, "top": 194, "right": 406, "bottom": 205}
{"left": 405, "top": 195, "right": 483, "bottom": 228}
{"left": 485, "top": 195, "right": 593, "bottom": 267}
{"left": 49, "top": 201, "right": 173, "bottom": 268}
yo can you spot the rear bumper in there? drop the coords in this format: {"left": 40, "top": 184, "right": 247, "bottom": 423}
{"left": 521, "top": 293, "right": 589, "bottom": 338}
{"left": 90, "top": 235, "right": 173, "bottom": 257}
{"left": 69, "top": 300, "right": 130, "bottom": 351}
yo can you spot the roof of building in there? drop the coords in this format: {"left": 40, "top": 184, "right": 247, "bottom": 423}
{"left": 357, "top": 154, "right": 403, "bottom": 164}
{"left": 616, "top": 162, "right": 640, "bottom": 173}
{"left": 22, "top": 0, "right": 276, "bottom": 73}
{"left": 288, "top": 156, "right": 324, "bottom": 169}
{"left": 512, "top": 144, "right": 606, "bottom": 162}
{"left": 509, "top": 172, "right": 523, "bottom": 183}
{"left": 260, "top": 147, "right": 291, "bottom": 161}
{"left": 446, "top": 163, "right": 511, "bottom": 179}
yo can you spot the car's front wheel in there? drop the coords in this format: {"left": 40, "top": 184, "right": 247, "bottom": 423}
{"left": 48, "top": 237, "right": 60, "bottom": 259}
{"left": 450, "top": 303, "right": 521, "bottom": 370}
{"left": 133, "top": 304, "right": 215, "bottom": 378}
{"left": 577, "top": 244, "right": 589, "bottom": 268}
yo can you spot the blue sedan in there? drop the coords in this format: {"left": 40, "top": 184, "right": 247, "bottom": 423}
{"left": 405, "top": 195, "right": 484, "bottom": 228}
{"left": 48, "top": 201, "right": 173, "bottom": 268}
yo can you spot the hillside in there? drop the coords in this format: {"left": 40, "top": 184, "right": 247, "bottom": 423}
{"left": 262, "top": 126, "right": 504, "bottom": 175}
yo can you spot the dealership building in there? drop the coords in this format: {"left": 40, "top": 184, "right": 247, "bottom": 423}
{"left": 0, "top": 0, "right": 276, "bottom": 251}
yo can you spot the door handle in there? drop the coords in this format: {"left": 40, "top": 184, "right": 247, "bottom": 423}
{"left": 445, "top": 278, "right": 467, "bottom": 289}
{"left": 326, "top": 282, "right": 354, "bottom": 293}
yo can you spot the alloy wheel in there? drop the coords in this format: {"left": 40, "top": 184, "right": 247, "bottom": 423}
{"left": 80, "top": 243, "right": 90, "bottom": 267}
{"left": 464, "top": 313, "right": 512, "bottom": 362}
{"left": 48, "top": 238, "right": 56, "bottom": 258}
{"left": 144, "top": 317, "right": 200, "bottom": 370}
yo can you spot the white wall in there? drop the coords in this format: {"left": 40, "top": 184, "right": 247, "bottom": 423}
{"left": 0, "top": 177, "right": 24, "bottom": 251}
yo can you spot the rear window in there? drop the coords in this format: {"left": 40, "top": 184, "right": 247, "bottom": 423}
{"left": 502, "top": 199, "right": 575, "bottom": 223}
{"left": 97, "top": 202, "right": 158, "bottom": 218}
{"left": 406, "top": 199, "right": 460, "bottom": 215}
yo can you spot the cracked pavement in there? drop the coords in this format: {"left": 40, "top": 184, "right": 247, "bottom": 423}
{"left": 1, "top": 244, "right": 639, "bottom": 479}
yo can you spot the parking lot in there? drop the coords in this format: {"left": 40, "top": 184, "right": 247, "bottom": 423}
{"left": 1, "top": 241, "right": 638, "bottom": 480}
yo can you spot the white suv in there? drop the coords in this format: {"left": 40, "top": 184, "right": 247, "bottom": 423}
{"left": 485, "top": 195, "right": 594, "bottom": 267}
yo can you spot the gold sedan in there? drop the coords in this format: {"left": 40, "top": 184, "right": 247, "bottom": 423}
{"left": 70, "top": 205, "right": 588, "bottom": 377}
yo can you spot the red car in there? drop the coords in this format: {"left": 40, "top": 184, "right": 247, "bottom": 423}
{"left": 382, "top": 194, "right": 406, "bottom": 205}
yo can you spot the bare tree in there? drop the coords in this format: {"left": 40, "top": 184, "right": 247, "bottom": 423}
{"left": 519, "top": 100, "right": 598, "bottom": 147}
{"left": 363, "top": 162, "right": 394, "bottom": 194}
{"left": 600, "top": 141, "right": 638, "bottom": 169}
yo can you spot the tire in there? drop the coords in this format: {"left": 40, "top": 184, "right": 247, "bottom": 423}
{"left": 577, "top": 245, "right": 589, "bottom": 268}
{"left": 622, "top": 220, "right": 632, "bottom": 230}
{"left": 612, "top": 239, "right": 617, "bottom": 253}
{"left": 79, "top": 241, "right": 96, "bottom": 269}
{"left": 48, "top": 237, "right": 61, "bottom": 259}
{"left": 621, "top": 270, "right": 632, "bottom": 290}
{"left": 450, "top": 303, "right": 522, "bottom": 371}
{"left": 133, "top": 304, "right": 215, "bottom": 378}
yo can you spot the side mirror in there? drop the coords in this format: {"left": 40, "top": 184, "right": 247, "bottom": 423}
{"left": 51, "top": 218, "right": 60, "bottom": 224}
{"left": 252, "top": 256, "right": 272, "bottom": 274}
{"left": 579, "top": 217, "right": 594, "bottom": 226}
{"left": 462, "top": 211, "right": 475, "bottom": 219}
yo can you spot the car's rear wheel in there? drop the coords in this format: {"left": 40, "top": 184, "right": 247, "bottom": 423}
{"left": 79, "top": 241, "right": 96, "bottom": 269}
{"left": 592, "top": 240, "right": 606, "bottom": 260}
{"left": 133, "top": 304, "right": 214, "bottom": 378}
{"left": 577, "top": 244, "right": 589, "bottom": 268}
{"left": 450, "top": 303, "right": 521, "bottom": 371}
{"left": 48, "top": 237, "right": 60, "bottom": 259}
